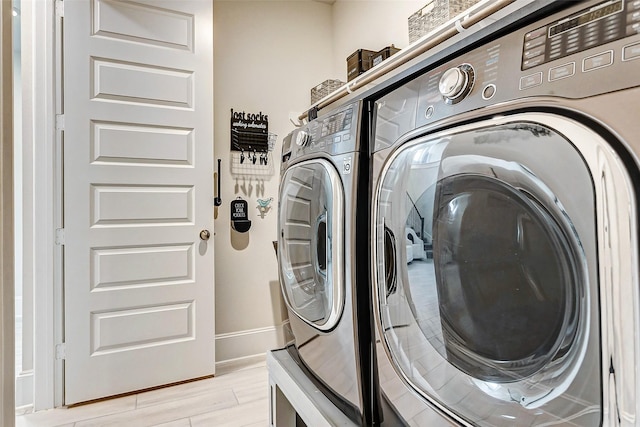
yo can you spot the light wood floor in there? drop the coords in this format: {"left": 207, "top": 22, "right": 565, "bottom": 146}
{"left": 15, "top": 356, "right": 269, "bottom": 427}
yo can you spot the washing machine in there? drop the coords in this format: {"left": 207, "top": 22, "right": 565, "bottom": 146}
{"left": 370, "top": 0, "right": 640, "bottom": 425}
{"left": 278, "top": 101, "right": 377, "bottom": 425}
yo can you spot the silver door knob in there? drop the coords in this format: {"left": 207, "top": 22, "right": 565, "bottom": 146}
{"left": 199, "top": 229, "right": 211, "bottom": 241}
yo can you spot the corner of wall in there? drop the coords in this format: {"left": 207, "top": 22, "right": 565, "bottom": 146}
{"left": 215, "top": 320, "right": 290, "bottom": 364}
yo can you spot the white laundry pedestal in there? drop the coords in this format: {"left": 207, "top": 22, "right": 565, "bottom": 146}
{"left": 268, "top": 349, "right": 358, "bottom": 427}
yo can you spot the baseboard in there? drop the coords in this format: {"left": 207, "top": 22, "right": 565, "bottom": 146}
{"left": 15, "top": 370, "right": 34, "bottom": 408}
{"left": 215, "top": 353, "right": 267, "bottom": 375}
{"left": 215, "top": 321, "right": 289, "bottom": 364}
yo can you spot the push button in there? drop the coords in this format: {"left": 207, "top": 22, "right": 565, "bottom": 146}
{"left": 519, "top": 72, "right": 543, "bottom": 90}
{"left": 628, "top": 10, "right": 640, "bottom": 23}
{"left": 524, "top": 46, "right": 546, "bottom": 59}
{"left": 627, "top": 22, "right": 640, "bottom": 36}
{"left": 549, "top": 62, "right": 575, "bottom": 81}
{"left": 525, "top": 27, "right": 547, "bottom": 41}
{"left": 623, "top": 42, "right": 640, "bottom": 61}
{"left": 522, "top": 56, "right": 545, "bottom": 69}
{"left": 524, "top": 37, "right": 546, "bottom": 49}
{"left": 583, "top": 51, "right": 613, "bottom": 72}
{"left": 482, "top": 84, "right": 496, "bottom": 100}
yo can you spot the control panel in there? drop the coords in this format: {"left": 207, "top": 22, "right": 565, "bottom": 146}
{"left": 523, "top": 0, "right": 639, "bottom": 70}
{"left": 284, "top": 102, "right": 360, "bottom": 163}
{"left": 374, "top": 0, "right": 640, "bottom": 153}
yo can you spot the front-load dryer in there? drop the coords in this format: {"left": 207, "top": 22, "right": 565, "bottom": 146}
{"left": 370, "top": 0, "right": 640, "bottom": 425}
{"left": 278, "top": 101, "right": 376, "bottom": 425}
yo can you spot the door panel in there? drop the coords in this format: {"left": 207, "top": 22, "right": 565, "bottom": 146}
{"left": 279, "top": 160, "right": 344, "bottom": 331}
{"left": 373, "top": 116, "right": 602, "bottom": 425}
{"left": 63, "top": 0, "right": 213, "bottom": 405}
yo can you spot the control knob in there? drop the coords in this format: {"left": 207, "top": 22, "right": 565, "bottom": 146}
{"left": 438, "top": 64, "right": 475, "bottom": 104}
{"left": 296, "top": 130, "right": 312, "bottom": 147}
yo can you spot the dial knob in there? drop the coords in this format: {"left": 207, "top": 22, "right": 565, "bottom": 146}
{"left": 439, "top": 68, "right": 466, "bottom": 98}
{"left": 295, "top": 131, "right": 311, "bottom": 147}
{"left": 438, "top": 64, "right": 475, "bottom": 104}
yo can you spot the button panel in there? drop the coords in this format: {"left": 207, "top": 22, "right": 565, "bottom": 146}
{"left": 292, "top": 103, "right": 359, "bottom": 159}
{"left": 379, "top": 0, "right": 640, "bottom": 148}
{"left": 521, "top": 0, "right": 636, "bottom": 71}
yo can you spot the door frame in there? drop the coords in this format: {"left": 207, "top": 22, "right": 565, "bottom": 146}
{"left": 22, "top": 0, "right": 61, "bottom": 410}
{"left": 2, "top": 0, "right": 16, "bottom": 423}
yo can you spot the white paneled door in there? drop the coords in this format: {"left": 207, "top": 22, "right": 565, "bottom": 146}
{"left": 62, "top": 0, "right": 214, "bottom": 405}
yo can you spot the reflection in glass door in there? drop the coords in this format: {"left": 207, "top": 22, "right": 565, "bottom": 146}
{"left": 374, "top": 121, "right": 600, "bottom": 426}
{"left": 279, "top": 160, "right": 344, "bottom": 331}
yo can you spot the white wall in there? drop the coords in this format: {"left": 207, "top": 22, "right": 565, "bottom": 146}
{"left": 213, "top": 0, "right": 421, "bottom": 364}
{"left": 213, "top": 0, "right": 334, "bottom": 363}
{"left": 331, "top": 0, "right": 425, "bottom": 80}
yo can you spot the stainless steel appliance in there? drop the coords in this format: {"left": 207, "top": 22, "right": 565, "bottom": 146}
{"left": 278, "top": 101, "right": 375, "bottom": 425}
{"left": 370, "top": 0, "right": 640, "bottom": 425}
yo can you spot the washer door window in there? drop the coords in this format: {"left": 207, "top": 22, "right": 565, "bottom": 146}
{"left": 374, "top": 120, "right": 600, "bottom": 425}
{"left": 279, "top": 160, "right": 344, "bottom": 331}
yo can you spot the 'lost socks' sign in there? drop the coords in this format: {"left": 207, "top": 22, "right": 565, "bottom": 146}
{"left": 230, "top": 108, "right": 269, "bottom": 152}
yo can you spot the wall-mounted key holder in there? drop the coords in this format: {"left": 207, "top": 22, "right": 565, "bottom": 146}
{"left": 230, "top": 132, "right": 276, "bottom": 177}
{"left": 230, "top": 150, "right": 274, "bottom": 177}
{"left": 231, "top": 197, "right": 251, "bottom": 233}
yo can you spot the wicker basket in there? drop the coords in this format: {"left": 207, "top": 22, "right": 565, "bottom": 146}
{"left": 409, "top": 0, "right": 480, "bottom": 43}
{"left": 311, "top": 79, "right": 346, "bottom": 104}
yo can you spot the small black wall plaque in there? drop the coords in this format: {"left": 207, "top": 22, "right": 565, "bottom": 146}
{"left": 231, "top": 197, "right": 251, "bottom": 233}
{"left": 230, "top": 108, "right": 269, "bottom": 153}
{"left": 231, "top": 198, "right": 248, "bottom": 221}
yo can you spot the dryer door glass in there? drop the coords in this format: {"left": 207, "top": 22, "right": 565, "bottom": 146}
{"left": 433, "top": 173, "right": 577, "bottom": 381}
{"left": 374, "top": 121, "right": 600, "bottom": 425}
{"left": 279, "top": 160, "right": 344, "bottom": 330}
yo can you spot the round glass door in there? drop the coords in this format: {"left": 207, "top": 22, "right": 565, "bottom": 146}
{"left": 374, "top": 119, "right": 600, "bottom": 425}
{"left": 279, "top": 160, "right": 344, "bottom": 331}
{"left": 433, "top": 174, "right": 579, "bottom": 382}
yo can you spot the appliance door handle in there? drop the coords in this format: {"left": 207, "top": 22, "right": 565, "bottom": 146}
{"left": 315, "top": 212, "right": 328, "bottom": 277}
{"left": 384, "top": 225, "right": 397, "bottom": 298}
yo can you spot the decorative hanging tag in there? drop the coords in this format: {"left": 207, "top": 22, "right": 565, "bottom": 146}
{"left": 231, "top": 197, "right": 251, "bottom": 233}
{"left": 256, "top": 197, "right": 273, "bottom": 219}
